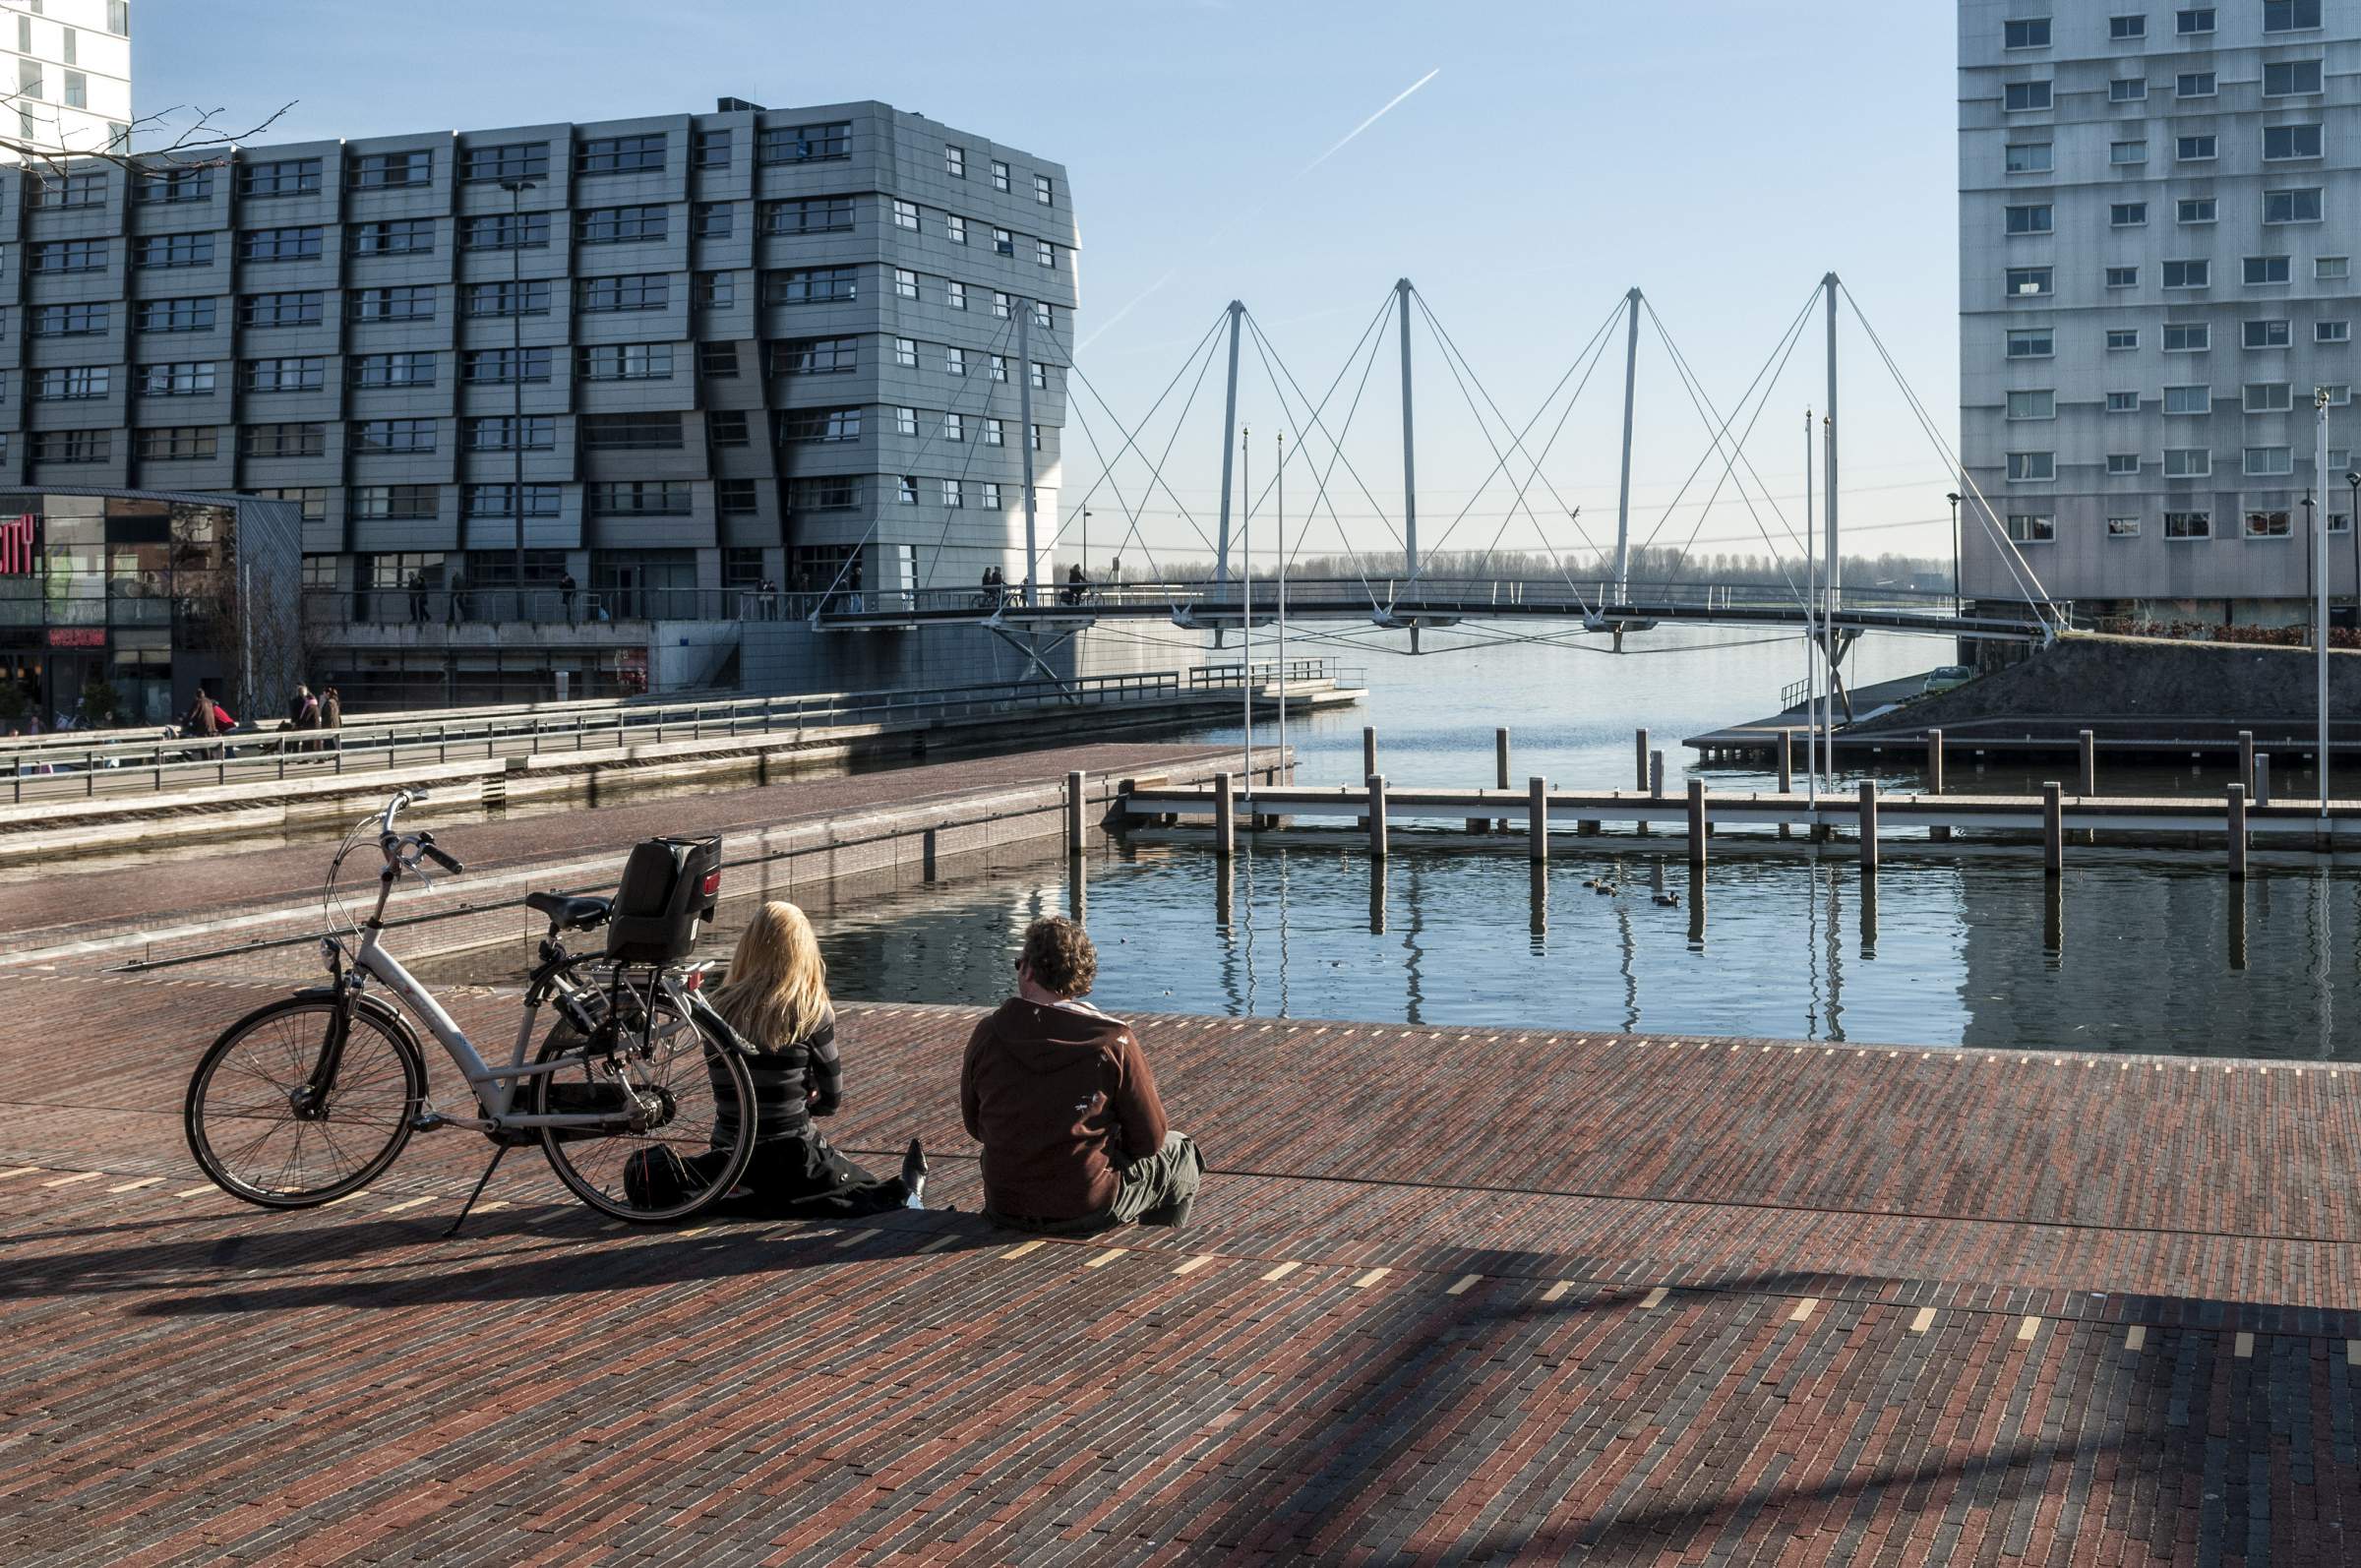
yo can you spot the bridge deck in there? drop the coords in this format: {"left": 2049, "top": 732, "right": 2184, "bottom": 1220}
{"left": 4, "top": 964, "right": 2357, "bottom": 1564}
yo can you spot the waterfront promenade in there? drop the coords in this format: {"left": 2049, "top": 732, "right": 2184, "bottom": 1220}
{"left": 3, "top": 754, "right": 2358, "bottom": 1562}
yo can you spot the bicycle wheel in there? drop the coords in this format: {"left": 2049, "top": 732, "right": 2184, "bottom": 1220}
{"left": 536, "top": 995, "right": 757, "bottom": 1223}
{"left": 185, "top": 997, "right": 425, "bottom": 1208}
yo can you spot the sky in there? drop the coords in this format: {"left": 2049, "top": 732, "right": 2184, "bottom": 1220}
{"left": 141, "top": 0, "right": 1968, "bottom": 576}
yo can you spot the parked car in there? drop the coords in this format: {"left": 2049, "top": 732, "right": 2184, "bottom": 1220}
{"left": 1920, "top": 665, "right": 1974, "bottom": 695}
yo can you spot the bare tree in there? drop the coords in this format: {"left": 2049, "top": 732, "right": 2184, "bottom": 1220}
{"left": 0, "top": 88, "right": 294, "bottom": 175}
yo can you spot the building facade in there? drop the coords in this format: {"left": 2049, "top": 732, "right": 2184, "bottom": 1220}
{"left": 0, "top": 98, "right": 1077, "bottom": 676}
{"left": 1959, "top": 0, "right": 2359, "bottom": 622}
{"left": 3, "top": 0, "right": 131, "bottom": 161}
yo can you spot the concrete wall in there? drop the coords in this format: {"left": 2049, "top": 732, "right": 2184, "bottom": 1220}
{"left": 739, "top": 620, "right": 1211, "bottom": 694}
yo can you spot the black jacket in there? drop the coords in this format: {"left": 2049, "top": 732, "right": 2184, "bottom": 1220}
{"left": 708, "top": 1003, "right": 842, "bottom": 1146}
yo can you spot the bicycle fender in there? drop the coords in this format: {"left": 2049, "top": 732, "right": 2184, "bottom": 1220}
{"left": 283, "top": 986, "right": 428, "bottom": 1059}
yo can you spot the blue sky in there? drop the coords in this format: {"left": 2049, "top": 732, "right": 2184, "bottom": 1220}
{"left": 144, "top": 1, "right": 1966, "bottom": 573}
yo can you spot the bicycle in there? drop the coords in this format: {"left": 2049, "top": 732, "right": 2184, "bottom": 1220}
{"left": 183, "top": 787, "right": 757, "bottom": 1228}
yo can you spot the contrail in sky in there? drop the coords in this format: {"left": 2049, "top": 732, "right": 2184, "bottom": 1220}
{"left": 1078, "top": 67, "right": 1442, "bottom": 351}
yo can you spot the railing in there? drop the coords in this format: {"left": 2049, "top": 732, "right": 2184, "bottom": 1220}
{"left": 1188, "top": 659, "right": 1365, "bottom": 692}
{"left": 311, "top": 585, "right": 841, "bottom": 630}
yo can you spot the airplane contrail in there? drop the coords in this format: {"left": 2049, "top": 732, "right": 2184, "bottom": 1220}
{"left": 1300, "top": 68, "right": 1441, "bottom": 176}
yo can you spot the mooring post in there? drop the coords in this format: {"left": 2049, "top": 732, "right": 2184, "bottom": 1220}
{"left": 1687, "top": 779, "right": 1708, "bottom": 871}
{"left": 1635, "top": 728, "right": 1650, "bottom": 790}
{"left": 2227, "top": 782, "right": 2250, "bottom": 880}
{"left": 1528, "top": 775, "right": 1548, "bottom": 863}
{"left": 1857, "top": 780, "right": 1878, "bottom": 873}
{"left": 2078, "top": 730, "right": 2096, "bottom": 797}
{"left": 1777, "top": 728, "right": 1794, "bottom": 840}
{"left": 1367, "top": 773, "right": 1388, "bottom": 860}
{"left": 1214, "top": 772, "right": 1236, "bottom": 860}
{"left": 2257, "top": 754, "right": 2273, "bottom": 807}
{"left": 2042, "top": 782, "right": 2063, "bottom": 875}
{"left": 1495, "top": 727, "right": 1511, "bottom": 830}
{"left": 1928, "top": 728, "right": 1951, "bottom": 841}
{"left": 1362, "top": 725, "right": 1377, "bottom": 782}
{"left": 2239, "top": 730, "right": 2256, "bottom": 794}
{"left": 1065, "top": 770, "right": 1086, "bottom": 857}
{"left": 1650, "top": 751, "right": 1665, "bottom": 799}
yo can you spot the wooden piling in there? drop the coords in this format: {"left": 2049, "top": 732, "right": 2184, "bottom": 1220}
{"left": 1065, "top": 770, "right": 1086, "bottom": 857}
{"left": 1366, "top": 774, "right": 1388, "bottom": 860}
{"left": 1687, "top": 779, "right": 1707, "bottom": 870}
{"left": 2078, "top": 731, "right": 2096, "bottom": 797}
{"left": 1928, "top": 729, "right": 1951, "bottom": 841}
{"left": 2238, "top": 731, "right": 2255, "bottom": 793}
{"left": 2042, "top": 782, "right": 2063, "bottom": 875}
{"left": 1528, "top": 776, "right": 1548, "bottom": 863}
{"left": 1777, "top": 729, "right": 1794, "bottom": 840}
{"left": 2256, "top": 754, "right": 2272, "bottom": 806}
{"left": 1635, "top": 728, "right": 1651, "bottom": 791}
{"left": 1650, "top": 752, "right": 1665, "bottom": 798}
{"left": 1495, "top": 727, "right": 1512, "bottom": 830}
{"left": 1857, "top": 781, "right": 1878, "bottom": 873}
{"left": 1362, "top": 725, "right": 1377, "bottom": 783}
{"left": 1214, "top": 773, "right": 1236, "bottom": 860}
{"left": 2227, "top": 783, "right": 2249, "bottom": 880}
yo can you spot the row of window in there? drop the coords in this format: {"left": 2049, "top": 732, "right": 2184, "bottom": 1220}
{"left": 1997, "top": 121, "right": 2322, "bottom": 165}
{"left": 2006, "top": 508, "right": 2349, "bottom": 545}
{"left": 2004, "top": 4, "right": 2322, "bottom": 48}
{"left": 2005, "top": 383, "right": 2351, "bottom": 418}
{"left": 1999, "top": 58, "right": 2324, "bottom": 114}
{"left": 2005, "top": 253, "right": 2343, "bottom": 299}
{"left": 938, "top": 143, "right": 1057, "bottom": 206}
{"left": 2007, "top": 319, "right": 2352, "bottom": 359}
{"left": 2004, "top": 446, "right": 2344, "bottom": 482}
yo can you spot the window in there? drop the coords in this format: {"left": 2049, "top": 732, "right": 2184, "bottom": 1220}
{"left": 695, "top": 202, "right": 734, "bottom": 239}
{"left": 1036, "top": 239, "right": 1056, "bottom": 269}
{"left": 2266, "top": 61, "right": 2323, "bottom": 96}
{"left": 2164, "top": 385, "right": 2211, "bottom": 415}
{"left": 238, "top": 157, "right": 322, "bottom": 198}
{"left": 2005, "top": 204, "right": 2051, "bottom": 235}
{"left": 894, "top": 267, "right": 919, "bottom": 298}
{"left": 30, "top": 239, "right": 105, "bottom": 272}
{"left": 992, "top": 160, "right": 1011, "bottom": 191}
{"left": 350, "top": 285, "right": 435, "bottom": 322}
{"left": 1034, "top": 301, "right": 1054, "bottom": 330}
{"left": 463, "top": 415, "right": 556, "bottom": 452}
{"left": 696, "top": 271, "right": 735, "bottom": 309}
{"left": 2246, "top": 447, "right": 2294, "bottom": 475}
{"left": 2320, "top": 321, "right": 2351, "bottom": 343}
{"left": 2323, "top": 384, "right": 2353, "bottom": 405}
{"left": 576, "top": 205, "right": 668, "bottom": 244}
{"left": 350, "top": 219, "right": 435, "bottom": 257}
{"left": 35, "top": 302, "right": 106, "bottom": 335}
{"left": 2176, "top": 72, "right": 2215, "bottom": 98}
{"left": 131, "top": 233, "right": 215, "bottom": 271}
{"left": 717, "top": 480, "right": 757, "bottom": 517}
{"left": 462, "top": 484, "right": 560, "bottom": 518}
{"left": 578, "top": 273, "right": 670, "bottom": 312}
{"left": 985, "top": 418, "right": 1004, "bottom": 446}
{"left": 460, "top": 143, "right": 549, "bottom": 182}
{"left": 106, "top": 1, "right": 127, "bottom": 33}
{"left": 2108, "top": 391, "right": 2142, "bottom": 413}
{"left": 579, "top": 412, "right": 685, "bottom": 451}
{"left": 347, "top": 151, "right": 430, "bottom": 191}
{"left": 941, "top": 478, "right": 964, "bottom": 508}
{"left": 947, "top": 214, "right": 967, "bottom": 244}
{"left": 893, "top": 335, "right": 917, "bottom": 368}
{"left": 694, "top": 129, "right": 732, "bottom": 169}
{"left": 777, "top": 407, "right": 862, "bottom": 444}
{"left": 1036, "top": 173, "right": 1054, "bottom": 204}
{"left": 2334, "top": 513, "right": 2355, "bottom": 535}
{"left": 2165, "top": 511, "right": 2212, "bottom": 538}
{"left": 2004, "top": 18, "right": 2053, "bottom": 47}
{"left": 2107, "top": 454, "right": 2142, "bottom": 475}
{"left": 2245, "top": 257, "right": 2292, "bottom": 286}
{"left": 787, "top": 476, "right": 861, "bottom": 513}
{"left": 2165, "top": 449, "right": 2211, "bottom": 477}
{"left": 2108, "top": 329, "right": 2141, "bottom": 350}
{"left": 894, "top": 406, "right": 918, "bottom": 437}
{"left": 2111, "top": 140, "right": 2148, "bottom": 164}
{"left": 993, "top": 226, "right": 1015, "bottom": 256}
{"left": 697, "top": 342, "right": 739, "bottom": 379}
{"left": 2163, "top": 259, "right": 2210, "bottom": 288}
{"left": 2106, "top": 266, "right": 2140, "bottom": 288}
{"left": 137, "top": 298, "right": 216, "bottom": 332}
{"left": 2005, "top": 514, "right": 2055, "bottom": 543}
{"left": 2007, "top": 452, "right": 2054, "bottom": 482}
{"left": 1030, "top": 361, "right": 1051, "bottom": 390}
{"left": 2264, "top": 0, "right": 2322, "bottom": 31}
{"left": 2109, "top": 78, "right": 2149, "bottom": 101}
{"left": 2108, "top": 515, "right": 2142, "bottom": 536}
{"left": 29, "top": 168, "right": 104, "bottom": 208}
{"left": 2266, "top": 189, "right": 2322, "bottom": 224}
{"left": 1030, "top": 424, "right": 1044, "bottom": 452}
{"left": 943, "top": 411, "right": 965, "bottom": 442}
{"left": 586, "top": 481, "right": 692, "bottom": 515}
{"left": 2005, "top": 143, "right": 2053, "bottom": 174}
{"left": 757, "top": 122, "right": 850, "bottom": 164}
{"left": 351, "top": 418, "right": 437, "bottom": 454}
{"left": 2111, "top": 203, "right": 2148, "bottom": 227}
{"left": 2265, "top": 125, "right": 2322, "bottom": 160}
{"left": 2178, "top": 197, "right": 2216, "bottom": 223}
{"left": 575, "top": 134, "right": 666, "bottom": 175}
{"left": 241, "top": 358, "right": 327, "bottom": 393}
{"left": 31, "top": 430, "right": 108, "bottom": 463}
{"left": 137, "top": 167, "right": 212, "bottom": 205}
{"left": 2245, "top": 320, "right": 2291, "bottom": 348}
{"left": 460, "top": 211, "right": 550, "bottom": 250}
{"left": 2176, "top": 9, "right": 2215, "bottom": 34}
{"left": 2246, "top": 509, "right": 2294, "bottom": 538}
{"left": 982, "top": 481, "right": 1003, "bottom": 510}
{"left": 240, "top": 226, "right": 323, "bottom": 263}
{"left": 2110, "top": 15, "right": 2146, "bottom": 38}
{"left": 991, "top": 354, "right": 1008, "bottom": 382}
{"left": 944, "top": 346, "right": 967, "bottom": 377}
{"left": 2245, "top": 383, "right": 2293, "bottom": 413}
{"left": 352, "top": 486, "right": 440, "bottom": 521}
{"left": 2176, "top": 135, "right": 2216, "bottom": 162}
{"left": 993, "top": 291, "right": 1012, "bottom": 319}
{"left": 897, "top": 476, "right": 919, "bottom": 505}
{"left": 947, "top": 280, "right": 967, "bottom": 310}
{"left": 2318, "top": 257, "right": 2349, "bottom": 280}
{"left": 764, "top": 266, "right": 859, "bottom": 305}
{"left": 709, "top": 410, "right": 749, "bottom": 446}
{"left": 576, "top": 343, "right": 672, "bottom": 381}
{"left": 945, "top": 144, "right": 966, "bottom": 178}
{"left": 243, "top": 423, "right": 325, "bottom": 458}
{"left": 460, "top": 346, "right": 552, "bottom": 384}
{"left": 464, "top": 279, "right": 551, "bottom": 317}
{"left": 892, "top": 199, "right": 919, "bottom": 230}
{"left": 773, "top": 336, "right": 858, "bottom": 375}
{"left": 350, "top": 352, "right": 436, "bottom": 389}
{"left": 34, "top": 366, "right": 108, "bottom": 400}
{"left": 137, "top": 361, "right": 217, "bottom": 396}
{"left": 2164, "top": 323, "right": 2210, "bottom": 351}
{"left": 761, "top": 197, "right": 855, "bottom": 235}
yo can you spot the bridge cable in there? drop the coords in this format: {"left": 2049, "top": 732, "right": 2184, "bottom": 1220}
{"left": 1241, "top": 301, "right": 1399, "bottom": 613}
{"left": 1235, "top": 287, "right": 1413, "bottom": 567}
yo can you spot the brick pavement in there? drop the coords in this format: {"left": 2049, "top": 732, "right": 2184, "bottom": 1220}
{"left": 5, "top": 967, "right": 2361, "bottom": 1563}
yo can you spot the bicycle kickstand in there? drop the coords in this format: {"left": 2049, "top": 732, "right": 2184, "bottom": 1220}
{"left": 442, "top": 1145, "right": 509, "bottom": 1238}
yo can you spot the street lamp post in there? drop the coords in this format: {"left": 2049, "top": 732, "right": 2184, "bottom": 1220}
{"left": 2347, "top": 468, "right": 2360, "bottom": 630}
{"left": 500, "top": 177, "right": 537, "bottom": 621}
{"left": 1945, "top": 490, "right": 1962, "bottom": 620}
{"left": 1081, "top": 509, "right": 1091, "bottom": 580}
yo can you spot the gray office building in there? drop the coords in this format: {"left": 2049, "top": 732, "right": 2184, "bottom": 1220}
{"left": 1959, "top": 1, "right": 2358, "bottom": 623}
{"left": 0, "top": 97, "right": 1077, "bottom": 694}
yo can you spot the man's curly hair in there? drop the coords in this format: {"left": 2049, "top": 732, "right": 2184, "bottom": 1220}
{"left": 1019, "top": 915, "right": 1097, "bottom": 998}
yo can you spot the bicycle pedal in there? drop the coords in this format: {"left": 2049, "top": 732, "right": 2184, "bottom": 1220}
{"left": 409, "top": 1111, "right": 451, "bottom": 1133}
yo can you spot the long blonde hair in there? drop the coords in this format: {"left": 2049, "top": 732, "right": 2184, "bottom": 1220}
{"left": 712, "top": 901, "right": 830, "bottom": 1049}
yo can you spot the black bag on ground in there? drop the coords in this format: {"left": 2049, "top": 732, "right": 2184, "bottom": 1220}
{"left": 604, "top": 835, "right": 723, "bottom": 965}
{"left": 623, "top": 1145, "right": 694, "bottom": 1209}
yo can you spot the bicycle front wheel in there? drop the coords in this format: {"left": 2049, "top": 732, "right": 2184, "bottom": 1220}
{"left": 185, "top": 997, "right": 425, "bottom": 1208}
{"left": 536, "top": 996, "right": 757, "bottom": 1223}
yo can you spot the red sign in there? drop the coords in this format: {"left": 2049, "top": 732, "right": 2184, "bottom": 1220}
{"left": 46, "top": 628, "right": 103, "bottom": 648}
{"left": 0, "top": 514, "right": 30, "bottom": 576}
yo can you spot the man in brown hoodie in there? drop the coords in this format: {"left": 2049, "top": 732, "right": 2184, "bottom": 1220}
{"left": 961, "top": 916, "right": 1202, "bottom": 1232}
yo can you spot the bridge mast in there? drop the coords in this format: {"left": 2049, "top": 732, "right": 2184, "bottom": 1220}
{"left": 1822, "top": 272, "right": 1842, "bottom": 774}
{"left": 1397, "top": 278, "right": 1418, "bottom": 583}
{"left": 1214, "top": 301, "right": 1245, "bottom": 592}
{"left": 1612, "top": 287, "right": 1642, "bottom": 603}
{"left": 1018, "top": 295, "right": 1039, "bottom": 607}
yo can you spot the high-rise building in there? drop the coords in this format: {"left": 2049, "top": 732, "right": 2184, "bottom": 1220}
{"left": 3, "top": 1, "right": 132, "bottom": 160}
{"left": 1958, "top": 1, "right": 2358, "bottom": 624}
{"left": 0, "top": 97, "right": 1077, "bottom": 635}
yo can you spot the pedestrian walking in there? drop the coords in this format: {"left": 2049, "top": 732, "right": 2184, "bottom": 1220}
{"left": 559, "top": 571, "right": 577, "bottom": 626}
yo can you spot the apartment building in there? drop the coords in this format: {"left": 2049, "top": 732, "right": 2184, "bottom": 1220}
{"left": 2, "top": 0, "right": 130, "bottom": 160}
{"left": 0, "top": 97, "right": 1078, "bottom": 633}
{"left": 1959, "top": 0, "right": 2358, "bottom": 622}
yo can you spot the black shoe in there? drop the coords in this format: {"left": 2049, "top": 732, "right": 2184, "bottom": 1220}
{"left": 901, "top": 1138, "right": 929, "bottom": 1209}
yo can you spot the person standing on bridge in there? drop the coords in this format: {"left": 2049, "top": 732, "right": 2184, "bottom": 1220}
{"left": 961, "top": 916, "right": 1201, "bottom": 1234}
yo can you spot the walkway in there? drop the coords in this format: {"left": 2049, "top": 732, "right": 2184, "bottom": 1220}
{"left": 4, "top": 970, "right": 2357, "bottom": 1563}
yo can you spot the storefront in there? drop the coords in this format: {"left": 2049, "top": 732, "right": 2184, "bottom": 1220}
{"left": 0, "top": 488, "right": 302, "bottom": 732}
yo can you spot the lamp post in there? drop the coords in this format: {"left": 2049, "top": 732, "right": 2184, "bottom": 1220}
{"left": 499, "top": 176, "right": 537, "bottom": 621}
{"left": 1081, "top": 509, "right": 1091, "bottom": 579}
{"left": 1945, "top": 490, "right": 1962, "bottom": 620}
{"left": 2347, "top": 468, "right": 2360, "bottom": 630}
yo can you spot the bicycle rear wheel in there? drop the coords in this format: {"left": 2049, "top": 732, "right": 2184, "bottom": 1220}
{"left": 185, "top": 997, "right": 425, "bottom": 1208}
{"left": 536, "top": 995, "right": 756, "bottom": 1223}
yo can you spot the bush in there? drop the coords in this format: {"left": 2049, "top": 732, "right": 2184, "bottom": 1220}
{"left": 76, "top": 677, "right": 120, "bottom": 728}
{"left": 2093, "top": 616, "right": 2361, "bottom": 650}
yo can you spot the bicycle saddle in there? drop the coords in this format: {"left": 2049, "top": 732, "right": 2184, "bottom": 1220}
{"left": 526, "top": 891, "right": 612, "bottom": 932}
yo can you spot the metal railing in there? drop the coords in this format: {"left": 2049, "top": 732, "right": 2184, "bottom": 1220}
{"left": 1188, "top": 659, "right": 1366, "bottom": 692}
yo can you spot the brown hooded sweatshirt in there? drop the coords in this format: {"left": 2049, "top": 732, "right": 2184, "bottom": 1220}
{"left": 960, "top": 996, "right": 1169, "bottom": 1221}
